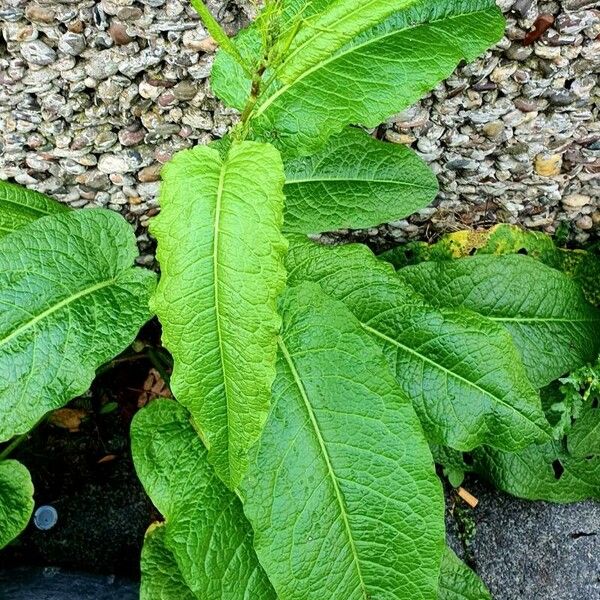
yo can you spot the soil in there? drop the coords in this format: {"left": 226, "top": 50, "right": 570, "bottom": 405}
{"left": 0, "top": 322, "right": 165, "bottom": 579}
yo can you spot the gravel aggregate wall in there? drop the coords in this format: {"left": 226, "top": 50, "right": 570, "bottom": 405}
{"left": 0, "top": 0, "right": 599, "bottom": 260}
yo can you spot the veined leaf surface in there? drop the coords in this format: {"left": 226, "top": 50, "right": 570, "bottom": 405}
{"left": 466, "top": 442, "right": 600, "bottom": 502}
{"left": 438, "top": 548, "right": 492, "bottom": 600}
{"left": 140, "top": 525, "right": 196, "bottom": 600}
{"left": 132, "top": 400, "right": 276, "bottom": 600}
{"left": 398, "top": 255, "right": 600, "bottom": 387}
{"left": 0, "top": 180, "right": 69, "bottom": 238}
{"left": 151, "top": 142, "right": 287, "bottom": 489}
{"left": 242, "top": 284, "right": 445, "bottom": 600}
{"left": 286, "top": 239, "right": 550, "bottom": 451}
{"left": 283, "top": 128, "right": 438, "bottom": 233}
{"left": 212, "top": 0, "right": 505, "bottom": 155}
{"left": 0, "top": 210, "right": 156, "bottom": 442}
{"left": 0, "top": 460, "right": 34, "bottom": 550}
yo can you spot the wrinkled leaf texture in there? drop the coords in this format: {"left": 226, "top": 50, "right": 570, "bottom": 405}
{"left": 0, "top": 460, "right": 34, "bottom": 550}
{"left": 438, "top": 548, "right": 492, "bottom": 600}
{"left": 0, "top": 210, "right": 156, "bottom": 442}
{"left": 283, "top": 128, "right": 438, "bottom": 233}
{"left": 212, "top": 0, "right": 505, "bottom": 155}
{"left": 132, "top": 399, "right": 275, "bottom": 600}
{"left": 399, "top": 255, "right": 600, "bottom": 388}
{"left": 151, "top": 142, "right": 287, "bottom": 489}
{"left": 286, "top": 239, "right": 550, "bottom": 451}
{"left": 242, "top": 283, "right": 445, "bottom": 600}
{"left": 0, "top": 180, "right": 69, "bottom": 239}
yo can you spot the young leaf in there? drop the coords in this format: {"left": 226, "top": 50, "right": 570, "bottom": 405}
{"left": 398, "top": 255, "right": 600, "bottom": 388}
{"left": 0, "top": 180, "right": 69, "bottom": 238}
{"left": 212, "top": 0, "right": 505, "bottom": 155}
{"left": 286, "top": 239, "right": 551, "bottom": 451}
{"left": 131, "top": 399, "right": 275, "bottom": 600}
{"left": 140, "top": 525, "right": 196, "bottom": 600}
{"left": 241, "top": 283, "right": 445, "bottom": 600}
{"left": 0, "top": 210, "right": 156, "bottom": 442}
{"left": 150, "top": 142, "right": 287, "bottom": 489}
{"left": 283, "top": 128, "right": 438, "bottom": 233}
{"left": 0, "top": 460, "right": 34, "bottom": 550}
{"left": 438, "top": 548, "right": 492, "bottom": 600}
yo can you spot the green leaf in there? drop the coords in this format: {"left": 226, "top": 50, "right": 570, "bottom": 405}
{"left": 212, "top": 0, "right": 505, "bottom": 155}
{"left": 150, "top": 141, "right": 287, "bottom": 489}
{"left": 132, "top": 399, "right": 275, "bottom": 600}
{"left": 466, "top": 442, "right": 600, "bottom": 503}
{"left": 140, "top": 525, "right": 196, "bottom": 600}
{"left": 0, "top": 210, "right": 156, "bottom": 442}
{"left": 379, "top": 223, "right": 600, "bottom": 307}
{"left": 438, "top": 548, "right": 492, "bottom": 600}
{"left": 283, "top": 128, "right": 438, "bottom": 233}
{"left": 286, "top": 239, "right": 551, "bottom": 451}
{"left": 568, "top": 402, "right": 600, "bottom": 458}
{"left": 0, "top": 180, "right": 69, "bottom": 238}
{"left": 398, "top": 255, "right": 600, "bottom": 388}
{"left": 241, "top": 283, "right": 446, "bottom": 600}
{"left": 0, "top": 460, "right": 34, "bottom": 550}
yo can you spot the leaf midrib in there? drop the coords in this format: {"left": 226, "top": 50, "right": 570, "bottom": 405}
{"left": 359, "top": 322, "right": 550, "bottom": 441}
{"left": 213, "top": 153, "right": 233, "bottom": 483}
{"left": 0, "top": 277, "right": 117, "bottom": 349}
{"left": 278, "top": 337, "right": 368, "bottom": 599}
{"left": 252, "top": 9, "right": 488, "bottom": 121}
{"left": 1, "top": 191, "right": 64, "bottom": 217}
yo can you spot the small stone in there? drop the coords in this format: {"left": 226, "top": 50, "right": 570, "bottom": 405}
{"left": 25, "top": 4, "right": 56, "bottom": 24}
{"left": 21, "top": 40, "right": 57, "bottom": 66}
{"left": 58, "top": 32, "right": 86, "bottom": 56}
{"left": 172, "top": 81, "right": 197, "bottom": 101}
{"left": 108, "top": 21, "right": 133, "bottom": 45}
{"left": 138, "top": 163, "right": 162, "bottom": 183}
{"left": 534, "top": 153, "right": 562, "bottom": 176}
{"left": 118, "top": 128, "right": 145, "bottom": 146}
{"left": 483, "top": 120, "right": 505, "bottom": 138}
{"left": 576, "top": 215, "right": 593, "bottom": 230}
{"left": 98, "top": 154, "right": 131, "bottom": 174}
{"left": 562, "top": 194, "right": 591, "bottom": 209}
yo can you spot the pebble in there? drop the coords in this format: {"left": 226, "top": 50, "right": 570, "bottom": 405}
{"left": 535, "top": 153, "right": 563, "bottom": 177}
{"left": 20, "top": 40, "right": 57, "bottom": 66}
{"left": 98, "top": 154, "right": 131, "bottom": 174}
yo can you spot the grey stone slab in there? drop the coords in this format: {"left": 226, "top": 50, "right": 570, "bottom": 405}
{"left": 0, "top": 567, "right": 138, "bottom": 600}
{"left": 448, "top": 481, "right": 600, "bottom": 600}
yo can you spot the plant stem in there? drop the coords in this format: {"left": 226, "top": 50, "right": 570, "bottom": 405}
{"left": 189, "top": 0, "right": 252, "bottom": 77}
{"left": 0, "top": 433, "right": 28, "bottom": 461}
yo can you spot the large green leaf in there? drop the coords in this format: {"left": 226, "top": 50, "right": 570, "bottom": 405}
{"left": 438, "top": 548, "right": 492, "bottom": 600}
{"left": 241, "top": 283, "right": 446, "bottom": 600}
{"left": 465, "top": 442, "right": 600, "bottom": 503}
{"left": 286, "top": 239, "right": 551, "bottom": 451}
{"left": 0, "top": 210, "right": 156, "bottom": 442}
{"left": 132, "top": 399, "right": 276, "bottom": 600}
{"left": 379, "top": 223, "right": 600, "bottom": 307}
{"left": 398, "top": 255, "right": 600, "bottom": 388}
{"left": 283, "top": 128, "right": 438, "bottom": 233}
{"left": 0, "top": 460, "right": 34, "bottom": 550}
{"left": 140, "top": 525, "right": 196, "bottom": 600}
{"left": 150, "top": 141, "right": 287, "bottom": 489}
{"left": 0, "top": 180, "right": 69, "bottom": 238}
{"left": 212, "top": 0, "right": 505, "bottom": 155}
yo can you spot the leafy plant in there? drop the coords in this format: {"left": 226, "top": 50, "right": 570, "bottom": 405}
{"left": 138, "top": 0, "right": 598, "bottom": 598}
{"left": 1, "top": 0, "right": 599, "bottom": 598}
{"left": 0, "top": 182, "right": 156, "bottom": 549}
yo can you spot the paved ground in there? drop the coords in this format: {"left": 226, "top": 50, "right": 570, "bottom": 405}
{"left": 448, "top": 480, "right": 600, "bottom": 600}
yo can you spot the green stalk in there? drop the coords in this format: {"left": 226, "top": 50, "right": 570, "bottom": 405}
{"left": 189, "top": 0, "right": 252, "bottom": 77}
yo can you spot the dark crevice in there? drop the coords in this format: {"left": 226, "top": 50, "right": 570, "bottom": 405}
{"left": 551, "top": 459, "right": 565, "bottom": 480}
